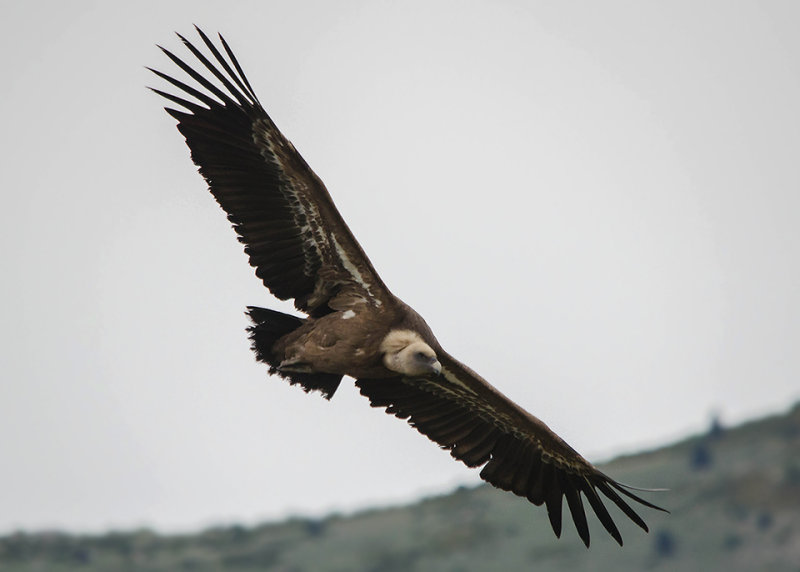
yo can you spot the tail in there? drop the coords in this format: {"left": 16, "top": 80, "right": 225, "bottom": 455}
{"left": 246, "top": 306, "right": 343, "bottom": 399}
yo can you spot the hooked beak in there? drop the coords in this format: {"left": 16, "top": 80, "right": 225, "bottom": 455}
{"left": 430, "top": 359, "right": 442, "bottom": 376}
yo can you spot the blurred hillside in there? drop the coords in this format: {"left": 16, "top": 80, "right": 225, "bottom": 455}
{"left": 3, "top": 403, "right": 799, "bottom": 571}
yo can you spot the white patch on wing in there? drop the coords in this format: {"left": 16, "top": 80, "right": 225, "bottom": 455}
{"left": 253, "top": 119, "right": 382, "bottom": 310}
{"left": 342, "top": 310, "right": 356, "bottom": 319}
{"left": 255, "top": 120, "right": 325, "bottom": 277}
{"left": 441, "top": 367, "right": 476, "bottom": 394}
{"left": 331, "top": 234, "right": 381, "bottom": 305}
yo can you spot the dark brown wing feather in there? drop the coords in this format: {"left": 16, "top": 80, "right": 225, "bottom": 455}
{"left": 356, "top": 351, "right": 667, "bottom": 547}
{"left": 150, "top": 27, "right": 390, "bottom": 315}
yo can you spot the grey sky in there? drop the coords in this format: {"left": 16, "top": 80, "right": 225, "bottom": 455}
{"left": 2, "top": 1, "right": 798, "bottom": 533}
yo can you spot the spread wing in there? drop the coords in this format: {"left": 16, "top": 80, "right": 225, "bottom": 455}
{"left": 356, "top": 352, "right": 667, "bottom": 547}
{"left": 149, "top": 27, "right": 390, "bottom": 316}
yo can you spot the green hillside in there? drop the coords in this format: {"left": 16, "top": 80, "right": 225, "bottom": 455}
{"left": 3, "top": 403, "right": 799, "bottom": 571}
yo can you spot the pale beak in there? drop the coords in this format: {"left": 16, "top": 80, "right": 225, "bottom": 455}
{"left": 430, "top": 360, "right": 442, "bottom": 376}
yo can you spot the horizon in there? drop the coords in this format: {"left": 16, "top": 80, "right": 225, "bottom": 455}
{"left": 5, "top": 399, "right": 795, "bottom": 537}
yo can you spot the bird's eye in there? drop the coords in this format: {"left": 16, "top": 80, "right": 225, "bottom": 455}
{"left": 415, "top": 351, "right": 428, "bottom": 361}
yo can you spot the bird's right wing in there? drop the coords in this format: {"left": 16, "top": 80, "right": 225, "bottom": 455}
{"left": 356, "top": 351, "right": 667, "bottom": 547}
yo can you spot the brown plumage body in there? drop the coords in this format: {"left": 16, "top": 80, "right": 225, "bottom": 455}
{"left": 274, "top": 298, "right": 437, "bottom": 379}
{"left": 151, "top": 27, "right": 666, "bottom": 548}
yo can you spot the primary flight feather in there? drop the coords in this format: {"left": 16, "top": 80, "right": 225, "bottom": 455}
{"left": 151, "top": 27, "right": 666, "bottom": 547}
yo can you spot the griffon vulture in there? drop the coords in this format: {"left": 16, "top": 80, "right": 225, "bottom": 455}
{"left": 150, "top": 27, "right": 666, "bottom": 547}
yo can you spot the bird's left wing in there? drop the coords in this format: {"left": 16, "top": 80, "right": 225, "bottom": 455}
{"left": 149, "top": 28, "right": 392, "bottom": 315}
{"left": 356, "top": 351, "right": 666, "bottom": 547}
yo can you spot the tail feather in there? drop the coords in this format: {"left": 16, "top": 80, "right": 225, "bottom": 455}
{"left": 246, "top": 306, "right": 343, "bottom": 399}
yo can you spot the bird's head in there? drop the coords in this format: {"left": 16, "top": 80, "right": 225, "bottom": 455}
{"left": 381, "top": 329, "right": 442, "bottom": 377}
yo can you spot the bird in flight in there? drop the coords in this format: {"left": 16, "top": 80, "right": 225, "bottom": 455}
{"left": 150, "top": 27, "right": 666, "bottom": 547}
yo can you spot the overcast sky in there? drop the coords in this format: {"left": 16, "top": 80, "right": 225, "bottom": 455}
{"left": 2, "top": 1, "right": 799, "bottom": 534}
